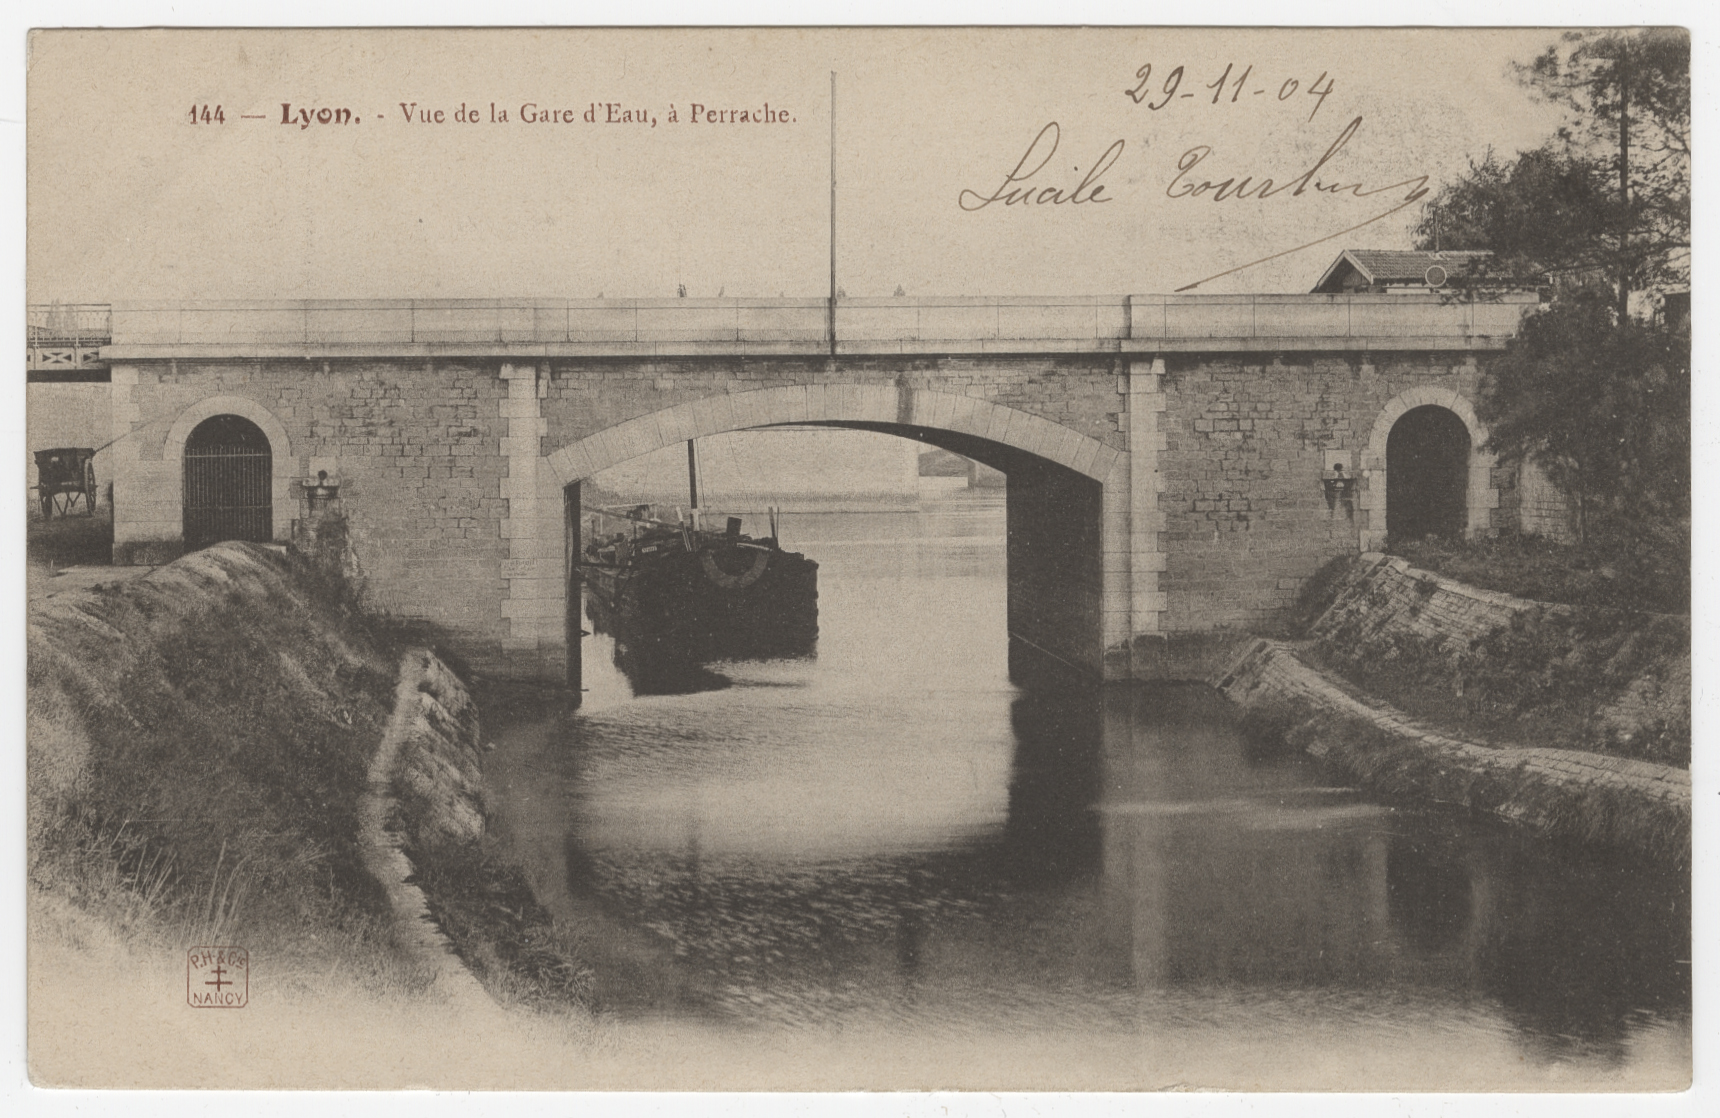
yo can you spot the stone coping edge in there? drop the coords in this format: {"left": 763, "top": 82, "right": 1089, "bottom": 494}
{"left": 1212, "top": 638, "right": 1689, "bottom": 858}
{"left": 358, "top": 648, "right": 498, "bottom": 1013}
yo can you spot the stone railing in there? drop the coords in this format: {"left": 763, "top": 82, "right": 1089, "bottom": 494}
{"left": 74, "top": 292, "right": 1538, "bottom": 358}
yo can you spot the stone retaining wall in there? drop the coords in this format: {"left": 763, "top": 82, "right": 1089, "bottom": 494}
{"left": 1308, "top": 552, "right": 1690, "bottom": 760}
{"left": 1214, "top": 639, "right": 1690, "bottom": 862}
{"left": 1311, "top": 552, "right": 1541, "bottom": 649}
{"left": 1156, "top": 355, "right": 1496, "bottom": 635}
{"left": 360, "top": 648, "right": 495, "bottom": 1010}
{"left": 109, "top": 360, "right": 512, "bottom": 659}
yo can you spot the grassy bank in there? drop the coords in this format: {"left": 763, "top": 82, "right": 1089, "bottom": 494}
{"left": 29, "top": 532, "right": 605, "bottom": 1019}
{"left": 27, "top": 543, "right": 432, "bottom": 997}
{"left": 1298, "top": 554, "right": 1690, "bottom": 767}
{"left": 1388, "top": 530, "right": 1688, "bottom": 615}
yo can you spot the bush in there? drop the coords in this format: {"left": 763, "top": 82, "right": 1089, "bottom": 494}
{"left": 1390, "top": 530, "right": 1687, "bottom": 614}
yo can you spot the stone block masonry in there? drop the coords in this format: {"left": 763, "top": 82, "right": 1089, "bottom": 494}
{"left": 497, "top": 363, "right": 567, "bottom": 678}
{"left": 1312, "top": 552, "right": 1543, "bottom": 651}
{"left": 110, "top": 359, "right": 513, "bottom": 667}
{"left": 1156, "top": 354, "right": 1492, "bottom": 635}
{"left": 362, "top": 649, "right": 496, "bottom": 1011}
{"left": 536, "top": 355, "right": 1128, "bottom": 464}
{"left": 109, "top": 354, "right": 1133, "bottom": 681}
{"left": 1306, "top": 551, "right": 1690, "bottom": 762}
{"left": 99, "top": 291, "right": 1542, "bottom": 683}
{"left": 1215, "top": 638, "right": 1690, "bottom": 862}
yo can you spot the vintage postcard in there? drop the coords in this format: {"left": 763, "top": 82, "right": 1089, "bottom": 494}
{"left": 22, "top": 23, "right": 1694, "bottom": 1097}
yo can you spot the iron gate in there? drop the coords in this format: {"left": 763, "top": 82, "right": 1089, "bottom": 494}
{"left": 183, "top": 415, "right": 272, "bottom": 549}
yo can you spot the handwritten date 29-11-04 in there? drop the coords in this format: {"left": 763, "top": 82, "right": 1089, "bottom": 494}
{"left": 1124, "top": 63, "right": 1334, "bottom": 121}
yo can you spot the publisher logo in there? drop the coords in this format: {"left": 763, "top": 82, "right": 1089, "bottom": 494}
{"left": 187, "top": 946, "right": 249, "bottom": 1008}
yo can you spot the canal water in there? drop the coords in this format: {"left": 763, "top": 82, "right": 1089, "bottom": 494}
{"left": 484, "top": 488, "right": 1690, "bottom": 1090}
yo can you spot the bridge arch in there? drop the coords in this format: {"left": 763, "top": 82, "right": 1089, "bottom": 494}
{"left": 541, "top": 384, "right": 1129, "bottom": 694}
{"left": 544, "top": 385, "right": 1118, "bottom": 486}
{"left": 1359, "top": 386, "right": 1496, "bottom": 550}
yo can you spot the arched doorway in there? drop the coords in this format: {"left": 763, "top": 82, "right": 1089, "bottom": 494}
{"left": 1385, "top": 405, "right": 1470, "bottom": 543}
{"left": 183, "top": 414, "right": 273, "bottom": 549}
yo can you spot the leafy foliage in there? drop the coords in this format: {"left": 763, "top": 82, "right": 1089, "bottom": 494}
{"left": 1409, "top": 30, "right": 1690, "bottom": 594}
{"left": 1416, "top": 28, "right": 1689, "bottom": 314}
{"left": 1413, "top": 146, "right": 1614, "bottom": 288}
{"left": 1480, "top": 292, "right": 1688, "bottom": 559}
{"left": 1391, "top": 532, "right": 1685, "bottom": 615}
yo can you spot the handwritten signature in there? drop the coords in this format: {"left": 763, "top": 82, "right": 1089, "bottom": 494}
{"left": 958, "top": 116, "right": 1429, "bottom": 292}
{"left": 1166, "top": 116, "right": 1426, "bottom": 204}
{"left": 957, "top": 122, "right": 1123, "bottom": 211}
{"left": 1164, "top": 116, "right": 1430, "bottom": 289}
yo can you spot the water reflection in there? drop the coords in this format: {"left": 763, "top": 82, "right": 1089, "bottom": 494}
{"left": 486, "top": 492, "right": 1687, "bottom": 1082}
{"left": 997, "top": 685, "right": 1104, "bottom": 887}
{"left": 613, "top": 656, "right": 736, "bottom": 696}
{"left": 1101, "top": 685, "right": 1384, "bottom": 989}
{"left": 1475, "top": 842, "right": 1690, "bottom": 1064}
{"left": 1386, "top": 832, "right": 1474, "bottom": 955}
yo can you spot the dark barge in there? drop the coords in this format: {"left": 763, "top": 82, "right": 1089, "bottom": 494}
{"left": 582, "top": 507, "right": 819, "bottom": 681}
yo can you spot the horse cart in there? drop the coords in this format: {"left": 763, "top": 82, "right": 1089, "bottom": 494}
{"left": 33, "top": 447, "right": 98, "bottom": 518}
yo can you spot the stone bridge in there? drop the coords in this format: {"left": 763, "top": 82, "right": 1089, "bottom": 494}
{"left": 97, "top": 293, "right": 1538, "bottom": 688}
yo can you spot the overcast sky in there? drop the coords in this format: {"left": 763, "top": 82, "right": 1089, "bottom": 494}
{"left": 28, "top": 27, "right": 1571, "bottom": 303}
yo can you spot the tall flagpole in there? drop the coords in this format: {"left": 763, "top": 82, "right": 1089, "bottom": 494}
{"left": 828, "top": 71, "right": 837, "bottom": 357}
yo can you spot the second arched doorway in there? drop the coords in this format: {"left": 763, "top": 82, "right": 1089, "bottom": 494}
{"left": 1385, "top": 405, "right": 1470, "bottom": 543}
{"left": 183, "top": 414, "right": 273, "bottom": 549}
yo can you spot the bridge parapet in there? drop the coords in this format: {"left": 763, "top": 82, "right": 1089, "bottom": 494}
{"left": 1125, "top": 293, "right": 1536, "bottom": 351}
{"left": 836, "top": 296, "right": 1130, "bottom": 351}
{"left": 28, "top": 303, "right": 112, "bottom": 373}
{"left": 96, "top": 292, "right": 1536, "bottom": 359}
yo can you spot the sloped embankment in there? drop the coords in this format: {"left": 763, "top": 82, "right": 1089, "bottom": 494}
{"left": 1218, "top": 639, "right": 1690, "bottom": 864}
{"left": 1216, "top": 552, "right": 1691, "bottom": 863}
{"left": 27, "top": 543, "right": 419, "bottom": 989}
{"left": 356, "top": 648, "right": 494, "bottom": 1009}
{"left": 1307, "top": 552, "right": 1689, "bottom": 765}
{"left": 29, "top": 539, "right": 592, "bottom": 1015}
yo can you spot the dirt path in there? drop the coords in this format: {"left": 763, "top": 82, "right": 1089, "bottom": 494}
{"left": 25, "top": 508, "right": 153, "bottom": 601}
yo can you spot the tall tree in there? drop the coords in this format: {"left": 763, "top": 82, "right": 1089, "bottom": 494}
{"left": 1415, "top": 145, "right": 1615, "bottom": 284}
{"left": 1417, "top": 28, "right": 1689, "bottom": 318}
{"left": 1480, "top": 291, "right": 1689, "bottom": 549}
{"left": 1415, "top": 30, "right": 1689, "bottom": 601}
